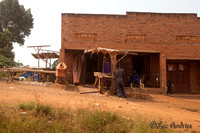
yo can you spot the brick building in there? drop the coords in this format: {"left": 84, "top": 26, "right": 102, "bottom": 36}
{"left": 60, "top": 12, "right": 200, "bottom": 93}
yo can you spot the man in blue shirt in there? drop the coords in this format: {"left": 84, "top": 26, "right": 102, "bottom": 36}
{"left": 128, "top": 70, "right": 139, "bottom": 85}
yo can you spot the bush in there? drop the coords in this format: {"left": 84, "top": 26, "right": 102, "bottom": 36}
{"left": 19, "top": 102, "right": 35, "bottom": 111}
{"left": 0, "top": 103, "right": 180, "bottom": 133}
{"left": 183, "top": 107, "right": 199, "bottom": 112}
{"left": 36, "top": 104, "right": 53, "bottom": 116}
{"left": 0, "top": 71, "right": 7, "bottom": 78}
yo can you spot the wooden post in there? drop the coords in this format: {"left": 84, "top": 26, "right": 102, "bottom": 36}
{"left": 131, "top": 83, "right": 133, "bottom": 93}
{"left": 50, "top": 58, "right": 51, "bottom": 69}
{"left": 109, "top": 52, "right": 117, "bottom": 77}
{"left": 100, "top": 78, "right": 105, "bottom": 93}
{"left": 36, "top": 47, "right": 40, "bottom": 69}
{"left": 94, "top": 77, "right": 98, "bottom": 88}
{"left": 109, "top": 52, "right": 117, "bottom": 94}
{"left": 45, "top": 55, "right": 48, "bottom": 69}
{"left": 134, "top": 89, "right": 137, "bottom": 100}
{"left": 102, "top": 54, "right": 105, "bottom": 72}
{"left": 33, "top": 72, "right": 35, "bottom": 81}
{"left": 11, "top": 70, "right": 14, "bottom": 82}
{"left": 7, "top": 70, "right": 10, "bottom": 83}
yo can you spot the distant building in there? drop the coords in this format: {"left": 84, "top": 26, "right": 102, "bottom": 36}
{"left": 60, "top": 12, "right": 200, "bottom": 93}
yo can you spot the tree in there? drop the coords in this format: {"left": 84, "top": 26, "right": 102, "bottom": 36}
{"left": 14, "top": 61, "right": 23, "bottom": 67}
{"left": 0, "top": 0, "right": 34, "bottom": 45}
{"left": 0, "top": 0, "right": 33, "bottom": 68}
{"left": 52, "top": 59, "right": 59, "bottom": 70}
{"left": 0, "top": 29, "right": 15, "bottom": 68}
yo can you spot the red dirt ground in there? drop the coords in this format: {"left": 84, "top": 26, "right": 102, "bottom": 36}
{"left": 0, "top": 80, "right": 200, "bottom": 132}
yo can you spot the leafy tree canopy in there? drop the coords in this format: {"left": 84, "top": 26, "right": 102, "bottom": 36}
{"left": 0, "top": 0, "right": 30, "bottom": 68}
{"left": 0, "top": 0, "right": 34, "bottom": 45}
{"left": 0, "top": 29, "right": 15, "bottom": 67}
{"left": 52, "top": 59, "right": 59, "bottom": 70}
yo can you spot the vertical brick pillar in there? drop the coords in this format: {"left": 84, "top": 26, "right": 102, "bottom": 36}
{"left": 159, "top": 52, "right": 167, "bottom": 93}
{"left": 59, "top": 48, "right": 65, "bottom": 63}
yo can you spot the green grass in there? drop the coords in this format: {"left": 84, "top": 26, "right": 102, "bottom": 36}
{"left": 36, "top": 104, "right": 53, "bottom": 116}
{"left": 0, "top": 102, "right": 181, "bottom": 133}
{"left": 19, "top": 102, "right": 35, "bottom": 111}
{"left": 181, "top": 107, "right": 199, "bottom": 112}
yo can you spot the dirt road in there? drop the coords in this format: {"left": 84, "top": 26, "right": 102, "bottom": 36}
{"left": 0, "top": 81, "right": 200, "bottom": 132}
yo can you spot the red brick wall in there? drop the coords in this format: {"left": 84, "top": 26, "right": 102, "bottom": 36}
{"left": 64, "top": 52, "right": 73, "bottom": 83}
{"left": 61, "top": 12, "right": 200, "bottom": 61}
{"left": 61, "top": 12, "right": 200, "bottom": 90}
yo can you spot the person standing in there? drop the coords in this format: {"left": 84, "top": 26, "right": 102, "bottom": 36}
{"left": 114, "top": 65, "right": 127, "bottom": 98}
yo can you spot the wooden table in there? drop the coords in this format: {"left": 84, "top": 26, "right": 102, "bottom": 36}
{"left": 7, "top": 67, "right": 56, "bottom": 83}
{"left": 94, "top": 72, "right": 114, "bottom": 93}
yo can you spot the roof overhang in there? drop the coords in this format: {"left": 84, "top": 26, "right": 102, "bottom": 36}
{"left": 84, "top": 47, "right": 137, "bottom": 55}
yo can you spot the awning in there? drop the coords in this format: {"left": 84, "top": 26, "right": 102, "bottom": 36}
{"left": 84, "top": 47, "right": 137, "bottom": 55}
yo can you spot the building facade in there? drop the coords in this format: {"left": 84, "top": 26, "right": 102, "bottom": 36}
{"left": 61, "top": 12, "right": 200, "bottom": 93}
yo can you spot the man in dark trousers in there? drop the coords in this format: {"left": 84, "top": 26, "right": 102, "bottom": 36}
{"left": 128, "top": 70, "right": 139, "bottom": 85}
{"left": 114, "top": 65, "right": 127, "bottom": 98}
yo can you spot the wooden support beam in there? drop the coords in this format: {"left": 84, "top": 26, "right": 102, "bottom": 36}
{"left": 109, "top": 52, "right": 117, "bottom": 94}
{"left": 7, "top": 68, "right": 56, "bottom": 74}
{"left": 116, "top": 53, "right": 128, "bottom": 65}
{"left": 109, "top": 52, "right": 117, "bottom": 76}
{"left": 94, "top": 77, "right": 98, "bottom": 88}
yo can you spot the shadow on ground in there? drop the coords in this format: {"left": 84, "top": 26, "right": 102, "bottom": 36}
{"left": 65, "top": 84, "right": 80, "bottom": 92}
{"left": 168, "top": 93, "right": 200, "bottom": 100}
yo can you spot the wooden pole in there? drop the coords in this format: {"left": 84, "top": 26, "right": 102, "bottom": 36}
{"left": 37, "top": 47, "right": 40, "bottom": 69}
{"left": 45, "top": 54, "right": 48, "bottom": 69}
{"left": 110, "top": 52, "right": 117, "bottom": 76}
{"left": 50, "top": 58, "right": 51, "bottom": 69}
{"left": 33, "top": 72, "right": 35, "bottom": 81}
{"left": 33, "top": 46, "right": 41, "bottom": 69}
{"left": 116, "top": 53, "right": 127, "bottom": 65}
{"left": 102, "top": 54, "right": 105, "bottom": 72}
{"left": 7, "top": 70, "right": 10, "bottom": 83}
{"left": 109, "top": 52, "right": 117, "bottom": 94}
{"left": 11, "top": 70, "right": 14, "bottom": 82}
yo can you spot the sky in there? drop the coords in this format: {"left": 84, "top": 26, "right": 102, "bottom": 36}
{"left": 13, "top": 0, "right": 200, "bottom": 67}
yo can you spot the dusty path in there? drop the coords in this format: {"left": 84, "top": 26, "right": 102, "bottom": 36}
{"left": 0, "top": 81, "right": 200, "bottom": 132}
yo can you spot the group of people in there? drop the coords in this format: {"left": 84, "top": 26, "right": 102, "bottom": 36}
{"left": 114, "top": 66, "right": 173, "bottom": 98}
{"left": 114, "top": 66, "right": 139, "bottom": 98}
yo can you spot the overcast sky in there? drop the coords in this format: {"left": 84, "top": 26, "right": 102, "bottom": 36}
{"left": 14, "top": 0, "right": 200, "bottom": 67}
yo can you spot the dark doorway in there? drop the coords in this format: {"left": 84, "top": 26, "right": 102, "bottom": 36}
{"left": 132, "top": 54, "right": 152, "bottom": 86}
{"left": 167, "top": 61, "right": 190, "bottom": 92}
{"left": 85, "top": 53, "right": 103, "bottom": 84}
{"left": 132, "top": 56, "right": 145, "bottom": 76}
